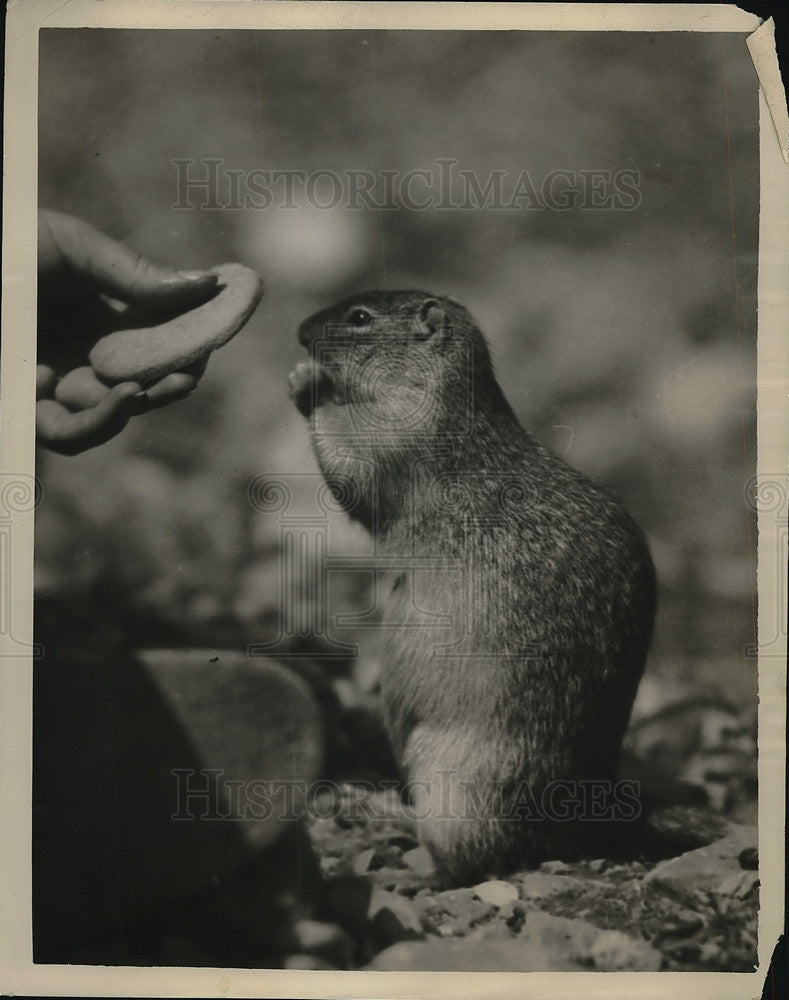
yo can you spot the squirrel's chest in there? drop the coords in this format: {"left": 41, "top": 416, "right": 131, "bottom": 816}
{"left": 376, "top": 563, "right": 504, "bottom": 734}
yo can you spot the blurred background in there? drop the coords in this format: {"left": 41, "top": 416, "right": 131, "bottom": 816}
{"left": 36, "top": 28, "right": 758, "bottom": 732}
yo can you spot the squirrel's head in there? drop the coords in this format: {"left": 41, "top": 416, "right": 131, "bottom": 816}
{"left": 288, "top": 290, "right": 517, "bottom": 530}
{"left": 290, "top": 290, "right": 495, "bottom": 442}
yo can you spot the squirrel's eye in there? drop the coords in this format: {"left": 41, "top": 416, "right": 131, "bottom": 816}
{"left": 347, "top": 308, "right": 374, "bottom": 327}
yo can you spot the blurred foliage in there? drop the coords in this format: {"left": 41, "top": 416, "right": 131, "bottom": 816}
{"left": 36, "top": 29, "right": 758, "bottom": 707}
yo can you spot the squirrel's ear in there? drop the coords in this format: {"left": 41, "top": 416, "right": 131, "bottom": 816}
{"left": 417, "top": 299, "right": 448, "bottom": 340}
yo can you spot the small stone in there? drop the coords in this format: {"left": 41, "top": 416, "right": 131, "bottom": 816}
{"left": 676, "top": 906, "right": 705, "bottom": 926}
{"left": 90, "top": 261, "right": 263, "bottom": 386}
{"left": 401, "top": 846, "right": 436, "bottom": 876}
{"left": 653, "top": 910, "right": 704, "bottom": 943}
{"left": 698, "top": 941, "right": 723, "bottom": 964}
{"left": 352, "top": 848, "right": 376, "bottom": 875}
{"left": 588, "top": 858, "right": 608, "bottom": 874}
{"left": 539, "top": 859, "right": 572, "bottom": 875}
{"left": 472, "top": 879, "right": 519, "bottom": 908}
{"left": 292, "top": 919, "right": 352, "bottom": 969}
{"left": 586, "top": 929, "right": 662, "bottom": 972}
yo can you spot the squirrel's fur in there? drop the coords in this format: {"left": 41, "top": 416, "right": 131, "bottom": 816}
{"left": 291, "top": 290, "right": 656, "bottom": 884}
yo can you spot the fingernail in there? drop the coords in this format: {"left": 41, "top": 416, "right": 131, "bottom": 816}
{"left": 114, "top": 383, "right": 144, "bottom": 403}
{"left": 114, "top": 381, "right": 142, "bottom": 395}
{"left": 129, "top": 391, "right": 149, "bottom": 414}
{"left": 177, "top": 269, "right": 217, "bottom": 282}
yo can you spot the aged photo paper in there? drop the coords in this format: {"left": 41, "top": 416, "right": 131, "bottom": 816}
{"left": 2, "top": 2, "right": 787, "bottom": 998}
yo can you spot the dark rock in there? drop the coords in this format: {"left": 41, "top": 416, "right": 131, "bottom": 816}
{"left": 642, "top": 804, "right": 732, "bottom": 856}
{"left": 505, "top": 902, "right": 527, "bottom": 933}
{"left": 333, "top": 701, "right": 400, "bottom": 784}
{"left": 317, "top": 875, "right": 373, "bottom": 940}
{"left": 140, "top": 648, "right": 326, "bottom": 849}
{"left": 387, "top": 834, "right": 418, "bottom": 852}
{"left": 141, "top": 823, "right": 320, "bottom": 967}
{"left": 33, "top": 648, "right": 324, "bottom": 965}
{"left": 368, "top": 889, "right": 424, "bottom": 946}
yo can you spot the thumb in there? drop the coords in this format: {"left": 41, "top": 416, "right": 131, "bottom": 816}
{"left": 40, "top": 209, "right": 218, "bottom": 309}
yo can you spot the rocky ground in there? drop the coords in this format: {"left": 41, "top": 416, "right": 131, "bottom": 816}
{"left": 276, "top": 678, "right": 759, "bottom": 974}
{"left": 34, "top": 642, "right": 759, "bottom": 972}
{"left": 292, "top": 787, "right": 758, "bottom": 973}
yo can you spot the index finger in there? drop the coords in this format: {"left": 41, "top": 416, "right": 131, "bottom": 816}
{"left": 40, "top": 209, "right": 218, "bottom": 309}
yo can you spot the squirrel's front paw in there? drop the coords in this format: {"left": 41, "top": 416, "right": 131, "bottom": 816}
{"left": 289, "top": 357, "right": 334, "bottom": 416}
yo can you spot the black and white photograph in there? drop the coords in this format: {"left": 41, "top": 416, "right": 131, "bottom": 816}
{"left": 1, "top": 2, "right": 787, "bottom": 996}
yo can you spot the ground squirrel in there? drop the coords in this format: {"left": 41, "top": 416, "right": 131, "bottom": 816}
{"left": 289, "top": 290, "right": 656, "bottom": 885}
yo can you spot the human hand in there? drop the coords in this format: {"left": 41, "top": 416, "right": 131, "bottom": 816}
{"left": 37, "top": 209, "right": 219, "bottom": 455}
